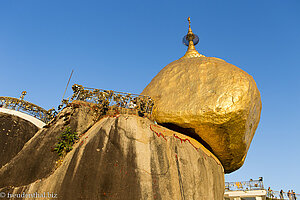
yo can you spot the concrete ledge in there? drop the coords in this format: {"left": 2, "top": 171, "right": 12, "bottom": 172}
{"left": 224, "top": 190, "right": 267, "bottom": 200}
{"left": 0, "top": 108, "right": 45, "bottom": 128}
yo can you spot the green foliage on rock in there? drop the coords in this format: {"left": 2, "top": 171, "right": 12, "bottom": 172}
{"left": 54, "top": 127, "right": 78, "bottom": 157}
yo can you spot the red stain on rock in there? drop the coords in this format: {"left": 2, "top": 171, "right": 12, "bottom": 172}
{"left": 149, "top": 124, "right": 222, "bottom": 167}
{"left": 150, "top": 124, "right": 167, "bottom": 141}
{"left": 173, "top": 134, "right": 198, "bottom": 151}
{"left": 150, "top": 124, "right": 198, "bottom": 150}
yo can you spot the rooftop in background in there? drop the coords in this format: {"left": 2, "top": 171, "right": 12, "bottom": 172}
{"left": 225, "top": 178, "right": 300, "bottom": 200}
{"left": 225, "top": 177, "right": 264, "bottom": 192}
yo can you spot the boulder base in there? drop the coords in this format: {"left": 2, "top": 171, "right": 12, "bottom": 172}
{"left": 0, "top": 103, "right": 224, "bottom": 199}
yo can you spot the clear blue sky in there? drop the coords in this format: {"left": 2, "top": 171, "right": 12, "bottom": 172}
{"left": 0, "top": 0, "right": 299, "bottom": 193}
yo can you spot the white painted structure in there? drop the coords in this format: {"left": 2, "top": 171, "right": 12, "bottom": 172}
{"left": 224, "top": 190, "right": 267, "bottom": 200}
{"left": 0, "top": 107, "right": 45, "bottom": 128}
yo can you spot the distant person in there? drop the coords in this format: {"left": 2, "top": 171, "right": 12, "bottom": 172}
{"left": 288, "top": 190, "right": 292, "bottom": 200}
{"left": 280, "top": 190, "right": 284, "bottom": 199}
{"left": 268, "top": 187, "right": 273, "bottom": 198}
{"left": 292, "top": 190, "right": 296, "bottom": 200}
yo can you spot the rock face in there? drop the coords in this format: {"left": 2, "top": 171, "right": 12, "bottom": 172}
{"left": 0, "top": 101, "right": 95, "bottom": 189}
{"left": 142, "top": 56, "right": 262, "bottom": 173}
{"left": 0, "top": 101, "right": 224, "bottom": 199}
{"left": 0, "top": 113, "right": 39, "bottom": 168}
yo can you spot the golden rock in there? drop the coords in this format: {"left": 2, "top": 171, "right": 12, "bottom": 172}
{"left": 142, "top": 17, "right": 261, "bottom": 172}
{"left": 142, "top": 17, "right": 262, "bottom": 173}
{"left": 142, "top": 55, "right": 261, "bottom": 173}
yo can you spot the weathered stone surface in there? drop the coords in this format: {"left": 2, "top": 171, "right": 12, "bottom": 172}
{"left": 142, "top": 56, "right": 262, "bottom": 173}
{"left": 0, "top": 113, "right": 39, "bottom": 168}
{"left": 0, "top": 101, "right": 95, "bottom": 188}
{"left": 0, "top": 105, "right": 224, "bottom": 199}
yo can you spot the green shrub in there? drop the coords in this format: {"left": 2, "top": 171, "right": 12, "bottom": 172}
{"left": 54, "top": 127, "right": 78, "bottom": 157}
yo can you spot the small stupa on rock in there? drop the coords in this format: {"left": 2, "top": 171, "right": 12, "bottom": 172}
{"left": 142, "top": 17, "right": 262, "bottom": 173}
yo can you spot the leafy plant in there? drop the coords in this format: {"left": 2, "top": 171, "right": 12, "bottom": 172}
{"left": 54, "top": 127, "right": 78, "bottom": 157}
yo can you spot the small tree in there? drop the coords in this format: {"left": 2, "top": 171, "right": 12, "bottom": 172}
{"left": 54, "top": 127, "right": 78, "bottom": 157}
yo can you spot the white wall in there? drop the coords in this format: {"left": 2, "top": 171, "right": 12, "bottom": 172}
{"left": 0, "top": 108, "right": 45, "bottom": 128}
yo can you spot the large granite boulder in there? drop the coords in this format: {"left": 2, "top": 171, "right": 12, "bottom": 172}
{"left": 142, "top": 56, "right": 262, "bottom": 173}
{"left": 0, "top": 113, "right": 39, "bottom": 168}
{"left": 0, "top": 102, "right": 224, "bottom": 199}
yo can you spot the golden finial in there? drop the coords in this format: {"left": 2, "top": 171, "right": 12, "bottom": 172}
{"left": 19, "top": 91, "right": 27, "bottom": 101}
{"left": 181, "top": 17, "right": 204, "bottom": 59}
{"left": 188, "top": 17, "right": 192, "bottom": 33}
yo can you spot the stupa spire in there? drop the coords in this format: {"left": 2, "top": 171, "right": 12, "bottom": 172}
{"left": 181, "top": 17, "right": 204, "bottom": 59}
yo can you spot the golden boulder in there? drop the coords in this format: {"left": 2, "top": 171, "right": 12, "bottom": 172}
{"left": 142, "top": 18, "right": 262, "bottom": 173}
